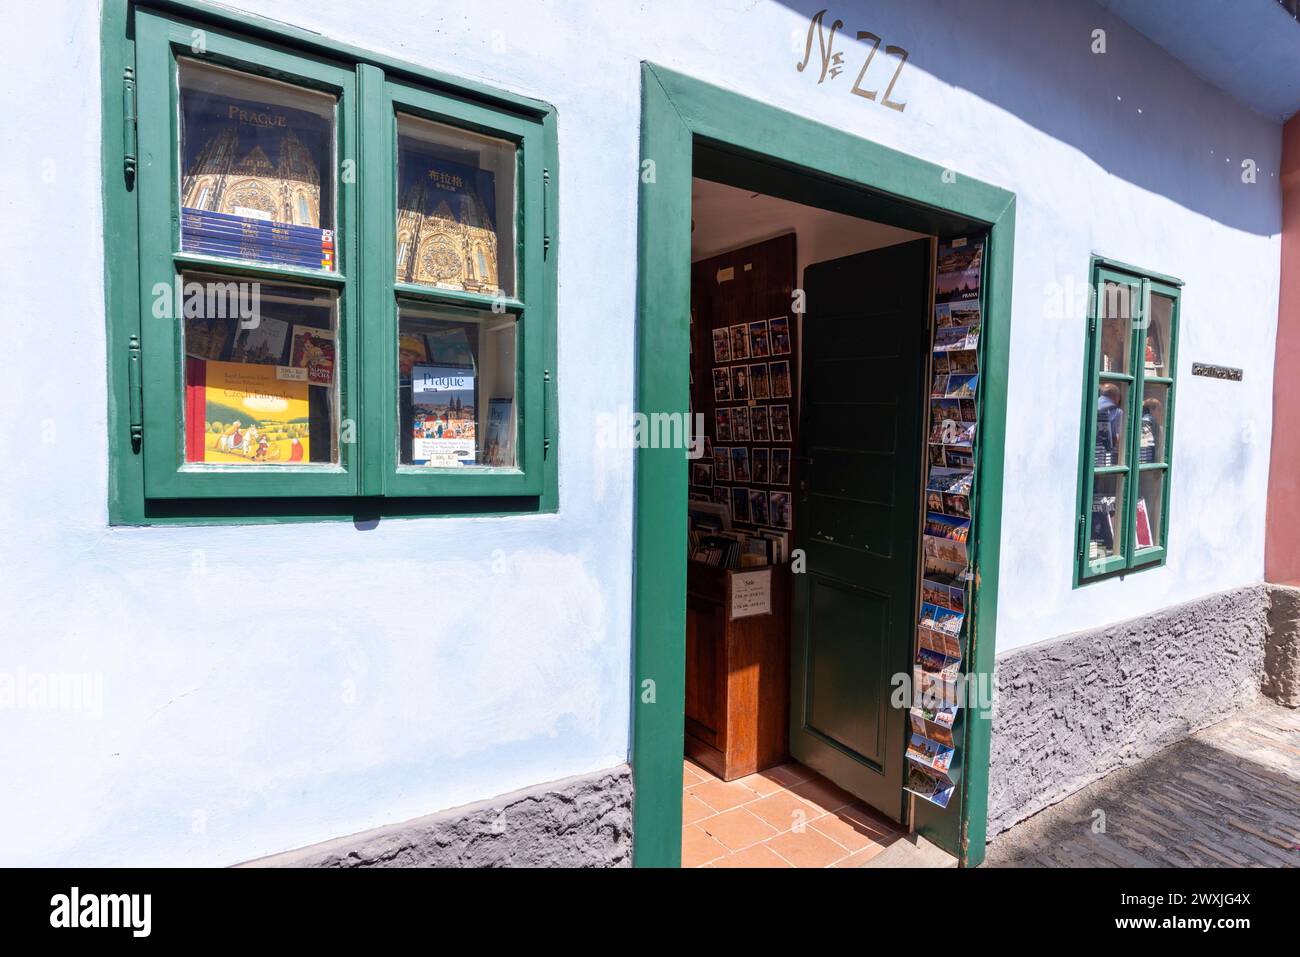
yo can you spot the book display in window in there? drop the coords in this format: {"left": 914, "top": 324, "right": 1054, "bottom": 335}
{"left": 178, "top": 59, "right": 336, "bottom": 270}
{"left": 180, "top": 276, "right": 339, "bottom": 466}
{"left": 395, "top": 114, "right": 515, "bottom": 296}
{"left": 396, "top": 307, "right": 517, "bottom": 469}
{"left": 906, "top": 235, "right": 985, "bottom": 810}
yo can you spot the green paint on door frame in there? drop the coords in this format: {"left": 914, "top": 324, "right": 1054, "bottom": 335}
{"left": 632, "top": 63, "right": 1016, "bottom": 868}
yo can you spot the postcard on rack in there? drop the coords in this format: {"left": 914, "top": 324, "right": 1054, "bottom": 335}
{"left": 924, "top": 533, "right": 969, "bottom": 574}
{"left": 750, "top": 363, "right": 771, "bottom": 399}
{"left": 910, "top": 709, "right": 955, "bottom": 750}
{"left": 769, "top": 316, "right": 792, "bottom": 355}
{"left": 769, "top": 491, "right": 793, "bottom": 530}
{"left": 711, "top": 327, "right": 731, "bottom": 364}
{"left": 905, "top": 762, "right": 956, "bottom": 809}
{"left": 712, "top": 367, "right": 732, "bottom": 403}
{"left": 751, "top": 405, "right": 770, "bottom": 442}
{"left": 749, "top": 489, "right": 771, "bottom": 526}
{"left": 770, "top": 360, "right": 792, "bottom": 399}
{"left": 732, "top": 406, "right": 752, "bottom": 442}
{"left": 713, "top": 446, "right": 732, "bottom": 481}
{"left": 748, "top": 320, "right": 771, "bottom": 358}
{"left": 917, "top": 624, "right": 962, "bottom": 661}
{"left": 751, "top": 447, "right": 770, "bottom": 485}
{"left": 731, "top": 446, "right": 751, "bottom": 483}
{"left": 906, "top": 732, "right": 955, "bottom": 774}
{"left": 729, "top": 323, "right": 750, "bottom": 360}
{"left": 771, "top": 448, "right": 792, "bottom": 486}
{"left": 770, "top": 405, "right": 793, "bottom": 442}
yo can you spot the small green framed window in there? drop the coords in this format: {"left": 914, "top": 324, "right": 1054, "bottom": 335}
{"left": 1075, "top": 258, "right": 1181, "bottom": 584}
{"left": 111, "top": 4, "right": 556, "bottom": 520}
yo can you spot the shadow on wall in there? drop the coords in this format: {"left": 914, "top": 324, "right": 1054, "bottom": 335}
{"left": 774, "top": 0, "right": 1282, "bottom": 237}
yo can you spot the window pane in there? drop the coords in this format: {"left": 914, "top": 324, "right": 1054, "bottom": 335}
{"left": 1144, "top": 292, "right": 1174, "bottom": 378}
{"left": 396, "top": 114, "right": 516, "bottom": 297}
{"left": 1136, "top": 471, "right": 1165, "bottom": 551}
{"left": 1095, "top": 379, "right": 1129, "bottom": 468}
{"left": 1098, "top": 281, "right": 1135, "bottom": 375}
{"left": 181, "top": 273, "right": 339, "bottom": 465}
{"left": 1088, "top": 473, "right": 1125, "bottom": 565}
{"left": 1140, "top": 382, "right": 1170, "bottom": 465}
{"left": 178, "top": 59, "right": 336, "bottom": 270}
{"left": 397, "top": 305, "right": 517, "bottom": 468}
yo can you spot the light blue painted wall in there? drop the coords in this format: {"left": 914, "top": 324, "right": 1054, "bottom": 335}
{"left": 0, "top": 0, "right": 1283, "bottom": 865}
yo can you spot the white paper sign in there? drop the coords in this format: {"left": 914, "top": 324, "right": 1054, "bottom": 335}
{"left": 730, "top": 568, "right": 772, "bottom": 620}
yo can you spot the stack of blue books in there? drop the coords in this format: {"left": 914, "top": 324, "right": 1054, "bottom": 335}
{"left": 181, "top": 208, "right": 334, "bottom": 270}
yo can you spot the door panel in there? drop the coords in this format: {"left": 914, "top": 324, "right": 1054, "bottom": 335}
{"left": 790, "top": 238, "right": 931, "bottom": 822}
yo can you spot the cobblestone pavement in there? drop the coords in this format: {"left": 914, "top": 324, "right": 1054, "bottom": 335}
{"left": 984, "top": 699, "right": 1300, "bottom": 867}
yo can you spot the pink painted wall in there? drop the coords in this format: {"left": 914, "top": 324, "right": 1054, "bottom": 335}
{"left": 1266, "top": 116, "right": 1300, "bottom": 584}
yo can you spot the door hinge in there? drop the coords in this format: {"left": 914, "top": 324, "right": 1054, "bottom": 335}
{"left": 1076, "top": 514, "right": 1086, "bottom": 562}
{"left": 542, "top": 167, "right": 552, "bottom": 258}
{"left": 543, "top": 368, "right": 555, "bottom": 458}
{"left": 122, "top": 67, "right": 138, "bottom": 184}
{"left": 128, "top": 333, "right": 143, "bottom": 452}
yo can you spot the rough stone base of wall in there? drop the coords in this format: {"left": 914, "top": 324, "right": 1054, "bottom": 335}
{"left": 242, "top": 765, "right": 633, "bottom": 868}
{"left": 987, "top": 584, "right": 1267, "bottom": 839}
{"left": 1264, "top": 583, "right": 1300, "bottom": 707}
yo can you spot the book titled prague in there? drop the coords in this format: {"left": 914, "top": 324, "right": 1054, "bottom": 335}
{"left": 185, "top": 359, "right": 310, "bottom": 464}
{"left": 179, "top": 85, "right": 335, "bottom": 268}
{"left": 482, "top": 397, "right": 515, "bottom": 468}
{"left": 395, "top": 145, "right": 499, "bottom": 292}
{"left": 410, "top": 364, "right": 476, "bottom": 466}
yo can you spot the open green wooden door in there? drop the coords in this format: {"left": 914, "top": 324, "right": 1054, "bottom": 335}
{"left": 789, "top": 238, "right": 931, "bottom": 822}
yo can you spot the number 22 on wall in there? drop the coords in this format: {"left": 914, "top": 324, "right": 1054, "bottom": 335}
{"left": 795, "top": 8, "right": 909, "bottom": 113}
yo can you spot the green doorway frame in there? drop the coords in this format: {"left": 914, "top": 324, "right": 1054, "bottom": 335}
{"left": 632, "top": 63, "right": 1016, "bottom": 868}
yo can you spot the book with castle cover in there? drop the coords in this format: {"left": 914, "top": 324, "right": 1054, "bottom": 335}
{"left": 395, "top": 146, "right": 499, "bottom": 290}
{"left": 185, "top": 359, "right": 310, "bottom": 464}
{"left": 179, "top": 76, "right": 334, "bottom": 267}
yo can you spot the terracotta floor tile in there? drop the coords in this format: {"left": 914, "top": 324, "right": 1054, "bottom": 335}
{"left": 683, "top": 792, "right": 716, "bottom": 826}
{"left": 840, "top": 802, "right": 904, "bottom": 840}
{"left": 711, "top": 842, "right": 794, "bottom": 868}
{"left": 810, "top": 808, "right": 894, "bottom": 852}
{"left": 682, "top": 762, "right": 706, "bottom": 788}
{"left": 791, "top": 776, "right": 858, "bottom": 815}
{"left": 698, "top": 807, "right": 780, "bottom": 851}
{"left": 689, "top": 778, "right": 759, "bottom": 813}
{"left": 681, "top": 824, "right": 729, "bottom": 867}
{"left": 833, "top": 842, "right": 889, "bottom": 867}
{"left": 685, "top": 757, "right": 716, "bottom": 781}
{"left": 760, "top": 763, "right": 813, "bottom": 789}
{"left": 745, "top": 790, "right": 823, "bottom": 832}
{"left": 734, "top": 770, "right": 786, "bottom": 797}
{"left": 765, "top": 826, "right": 852, "bottom": 868}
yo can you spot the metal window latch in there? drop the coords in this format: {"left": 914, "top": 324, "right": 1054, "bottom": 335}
{"left": 543, "top": 369, "right": 555, "bottom": 458}
{"left": 128, "top": 334, "right": 143, "bottom": 452}
{"left": 122, "top": 68, "right": 137, "bottom": 185}
{"left": 542, "top": 168, "right": 552, "bottom": 257}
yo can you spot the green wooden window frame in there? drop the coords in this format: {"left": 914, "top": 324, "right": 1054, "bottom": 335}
{"left": 103, "top": 0, "right": 558, "bottom": 522}
{"left": 1074, "top": 257, "right": 1182, "bottom": 585}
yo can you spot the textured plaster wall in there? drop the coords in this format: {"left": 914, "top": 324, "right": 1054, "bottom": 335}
{"left": 246, "top": 765, "right": 632, "bottom": 867}
{"left": 0, "top": 0, "right": 1284, "bottom": 865}
{"left": 988, "top": 585, "right": 1269, "bottom": 837}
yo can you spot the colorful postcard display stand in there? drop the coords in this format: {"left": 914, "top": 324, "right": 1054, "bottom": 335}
{"left": 906, "top": 236, "right": 984, "bottom": 810}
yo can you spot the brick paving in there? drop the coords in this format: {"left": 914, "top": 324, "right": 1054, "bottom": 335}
{"left": 984, "top": 699, "right": 1300, "bottom": 867}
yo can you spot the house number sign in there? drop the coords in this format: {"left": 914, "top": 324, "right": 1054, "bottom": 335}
{"left": 795, "top": 8, "right": 909, "bottom": 112}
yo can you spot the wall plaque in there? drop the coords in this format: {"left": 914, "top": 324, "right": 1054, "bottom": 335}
{"left": 1191, "top": 362, "right": 1243, "bottom": 382}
